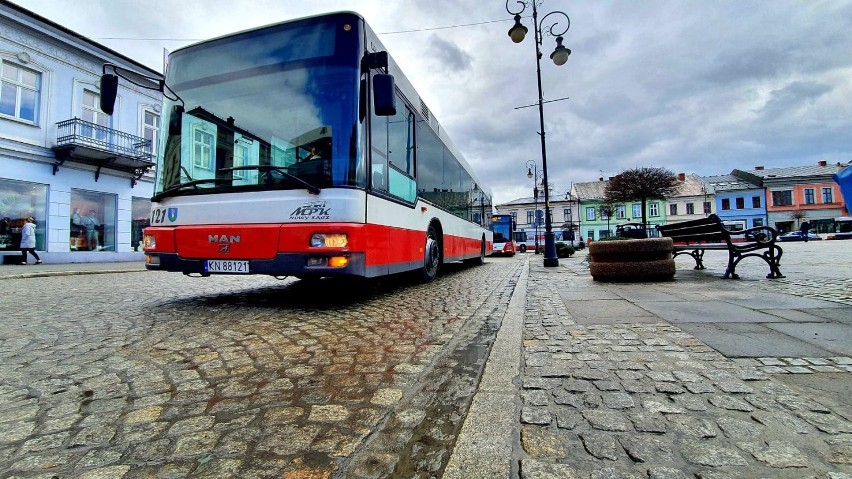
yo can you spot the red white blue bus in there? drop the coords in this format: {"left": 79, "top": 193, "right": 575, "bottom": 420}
{"left": 491, "top": 214, "right": 516, "bottom": 256}
{"left": 103, "top": 12, "right": 493, "bottom": 281}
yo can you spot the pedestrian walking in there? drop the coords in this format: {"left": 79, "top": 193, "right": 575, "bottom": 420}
{"left": 800, "top": 220, "right": 811, "bottom": 242}
{"left": 19, "top": 217, "right": 42, "bottom": 265}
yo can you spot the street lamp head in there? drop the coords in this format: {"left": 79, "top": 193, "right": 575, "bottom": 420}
{"left": 527, "top": 167, "right": 534, "bottom": 179}
{"left": 508, "top": 15, "right": 528, "bottom": 43}
{"left": 550, "top": 36, "right": 571, "bottom": 66}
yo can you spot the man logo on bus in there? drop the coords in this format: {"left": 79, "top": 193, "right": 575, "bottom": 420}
{"left": 290, "top": 201, "right": 331, "bottom": 220}
{"left": 209, "top": 235, "right": 240, "bottom": 244}
{"left": 167, "top": 208, "right": 178, "bottom": 222}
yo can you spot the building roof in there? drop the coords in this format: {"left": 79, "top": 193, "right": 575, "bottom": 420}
{"left": 497, "top": 196, "right": 537, "bottom": 207}
{"left": 701, "top": 174, "right": 761, "bottom": 192}
{"left": 496, "top": 193, "right": 577, "bottom": 208}
{"left": 572, "top": 180, "right": 608, "bottom": 200}
{"left": 672, "top": 174, "right": 707, "bottom": 197}
{"left": 734, "top": 163, "right": 845, "bottom": 181}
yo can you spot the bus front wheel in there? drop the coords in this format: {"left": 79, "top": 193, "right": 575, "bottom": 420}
{"left": 421, "top": 225, "right": 440, "bottom": 282}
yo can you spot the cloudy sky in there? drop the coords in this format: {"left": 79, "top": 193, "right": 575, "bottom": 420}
{"left": 12, "top": 0, "right": 852, "bottom": 205}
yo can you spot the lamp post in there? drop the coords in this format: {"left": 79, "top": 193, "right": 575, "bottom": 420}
{"left": 507, "top": 0, "right": 571, "bottom": 267}
{"left": 526, "top": 159, "right": 542, "bottom": 254}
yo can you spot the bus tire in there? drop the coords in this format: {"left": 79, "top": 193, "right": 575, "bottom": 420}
{"left": 519, "top": 244, "right": 527, "bottom": 253}
{"left": 421, "top": 224, "right": 441, "bottom": 282}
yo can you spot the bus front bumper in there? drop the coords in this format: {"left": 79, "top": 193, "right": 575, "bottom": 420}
{"left": 146, "top": 252, "right": 367, "bottom": 278}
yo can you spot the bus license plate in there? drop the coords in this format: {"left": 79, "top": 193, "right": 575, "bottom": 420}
{"left": 205, "top": 260, "right": 249, "bottom": 274}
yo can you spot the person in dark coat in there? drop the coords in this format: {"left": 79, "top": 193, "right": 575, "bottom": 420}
{"left": 800, "top": 220, "right": 811, "bottom": 242}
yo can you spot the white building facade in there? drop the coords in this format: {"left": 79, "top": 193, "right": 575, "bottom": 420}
{"left": 495, "top": 194, "right": 581, "bottom": 247}
{"left": 0, "top": 2, "right": 162, "bottom": 263}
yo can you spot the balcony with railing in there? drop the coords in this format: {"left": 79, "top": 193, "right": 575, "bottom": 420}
{"left": 51, "top": 118, "right": 155, "bottom": 186}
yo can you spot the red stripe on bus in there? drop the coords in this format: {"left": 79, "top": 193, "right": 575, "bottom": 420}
{"left": 145, "top": 223, "right": 484, "bottom": 267}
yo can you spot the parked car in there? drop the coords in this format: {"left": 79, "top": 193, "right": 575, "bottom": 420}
{"left": 615, "top": 222, "right": 647, "bottom": 239}
{"left": 778, "top": 231, "right": 821, "bottom": 242}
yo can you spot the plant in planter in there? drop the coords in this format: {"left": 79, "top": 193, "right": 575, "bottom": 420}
{"left": 555, "top": 242, "right": 575, "bottom": 258}
{"left": 604, "top": 167, "right": 679, "bottom": 236}
{"left": 589, "top": 237, "right": 675, "bottom": 281}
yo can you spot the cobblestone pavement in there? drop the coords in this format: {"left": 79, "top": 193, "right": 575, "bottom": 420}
{"left": 518, "top": 245, "right": 852, "bottom": 479}
{"left": 0, "top": 258, "right": 522, "bottom": 478}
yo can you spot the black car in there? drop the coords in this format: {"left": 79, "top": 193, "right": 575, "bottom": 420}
{"left": 615, "top": 223, "right": 647, "bottom": 239}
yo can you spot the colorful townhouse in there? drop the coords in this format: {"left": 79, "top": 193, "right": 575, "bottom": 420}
{"left": 572, "top": 178, "right": 667, "bottom": 241}
{"left": 732, "top": 161, "right": 847, "bottom": 234}
{"left": 701, "top": 174, "right": 766, "bottom": 231}
{"left": 666, "top": 173, "right": 714, "bottom": 224}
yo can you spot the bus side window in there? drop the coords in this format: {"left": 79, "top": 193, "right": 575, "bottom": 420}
{"left": 371, "top": 106, "right": 389, "bottom": 192}
{"left": 373, "top": 92, "right": 416, "bottom": 201}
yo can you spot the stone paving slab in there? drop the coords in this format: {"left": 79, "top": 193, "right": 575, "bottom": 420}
{"left": 674, "top": 322, "right": 839, "bottom": 358}
{"left": 636, "top": 300, "right": 791, "bottom": 324}
{"left": 766, "top": 322, "right": 852, "bottom": 356}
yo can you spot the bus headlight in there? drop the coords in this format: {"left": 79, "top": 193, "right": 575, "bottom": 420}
{"left": 310, "top": 233, "right": 348, "bottom": 248}
{"left": 306, "top": 256, "right": 350, "bottom": 268}
{"left": 144, "top": 234, "right": 157, "bottom": 249}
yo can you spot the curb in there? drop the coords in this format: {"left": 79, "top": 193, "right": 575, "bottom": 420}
{"left": 444, "top": 256, "right": 529, "bottom": 478}
{"left": 0, "top": 269, "right": 146, "bottom": 280}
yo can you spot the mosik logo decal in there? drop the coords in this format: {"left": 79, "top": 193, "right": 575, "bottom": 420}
{"left": 289, "top": 201, "right": 331, "bottom": 220}
{"left": 167, "top": 208, "right": 178, "bottom": 222}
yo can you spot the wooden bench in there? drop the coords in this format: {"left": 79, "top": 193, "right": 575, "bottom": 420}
{"left": 657, "top": 214, "right": 784, "bottom": 279}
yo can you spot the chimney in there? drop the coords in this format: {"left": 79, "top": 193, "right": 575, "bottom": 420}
{"left": 818, "top": 160, "right": 827, "bottom": 167}
{"left": 755, "top": 166, "right": 764, "bottom": 170}
{"left": 678, "top": 173, "right": 686, "bottom": 181}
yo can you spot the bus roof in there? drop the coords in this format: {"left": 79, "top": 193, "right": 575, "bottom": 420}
{"left": 170, "top": 11, "right": 366, "bottom": 55}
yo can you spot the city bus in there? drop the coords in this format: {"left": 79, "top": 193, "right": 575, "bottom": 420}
{"left": 514, "top": 228, "right": 580, "bottom": 252}
{"left": 101, "top": 12, "right": 493, "bottom": 281}
{"left": 831, "top": 216, "right": 852, "bottom": 240}
{"left": 491, "top": 214, "right": 516, "bottom": 256}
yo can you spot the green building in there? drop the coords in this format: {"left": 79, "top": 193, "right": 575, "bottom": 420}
{"left": 571, "top": 179, "right": 667, "bottom": 241}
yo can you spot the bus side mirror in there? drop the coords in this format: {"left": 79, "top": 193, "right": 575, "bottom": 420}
{"left": 373, "top": 74, "right": 396, "bottom": 116}
{"left": 168, "top": 105, "right": 183, "bottom": 135}
{"left": 99, "top": 74, "right": 119, "bottom": 115}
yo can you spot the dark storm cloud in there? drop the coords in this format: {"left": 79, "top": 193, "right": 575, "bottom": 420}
{"left": 758, "top": 81, "right": 833, "bottom": 118}
{"left": 427, "top": 35, "right": 473, "bottom": 72}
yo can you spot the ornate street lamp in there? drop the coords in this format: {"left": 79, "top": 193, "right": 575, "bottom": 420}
{"left": 507, "top": 0, "right": 571, "bottom": 267}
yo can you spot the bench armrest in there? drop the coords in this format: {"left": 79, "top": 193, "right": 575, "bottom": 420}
{"left": 730, "top": 225, "right": 778, "bottom": 244}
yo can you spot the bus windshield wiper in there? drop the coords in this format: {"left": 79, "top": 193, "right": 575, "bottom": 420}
{"left": 152, "top": 178, "right": 230, "bottom": 202}
{"left": 218, "top": 165, "right": 321, "bottom": 194}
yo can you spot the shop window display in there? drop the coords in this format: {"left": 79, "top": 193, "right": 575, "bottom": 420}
{"left": 131, "top": 197, "right": 151, "bottom": 251}
{"left": 70, "top": 189, "right": 116, "bottom": 251}
{"left": 0, "top": 178, "right": 47, "bottom": 253}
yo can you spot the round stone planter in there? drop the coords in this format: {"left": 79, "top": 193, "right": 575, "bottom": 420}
{"left": 589, "top": 237, "right": 675, "bottom": 282}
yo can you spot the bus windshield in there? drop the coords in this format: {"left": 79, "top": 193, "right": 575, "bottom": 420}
{"left": 154, "top": 15, "right": 363, "bottom": 200}
{"left": 492, "top": 221, "right": 511, "bottom": 243}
